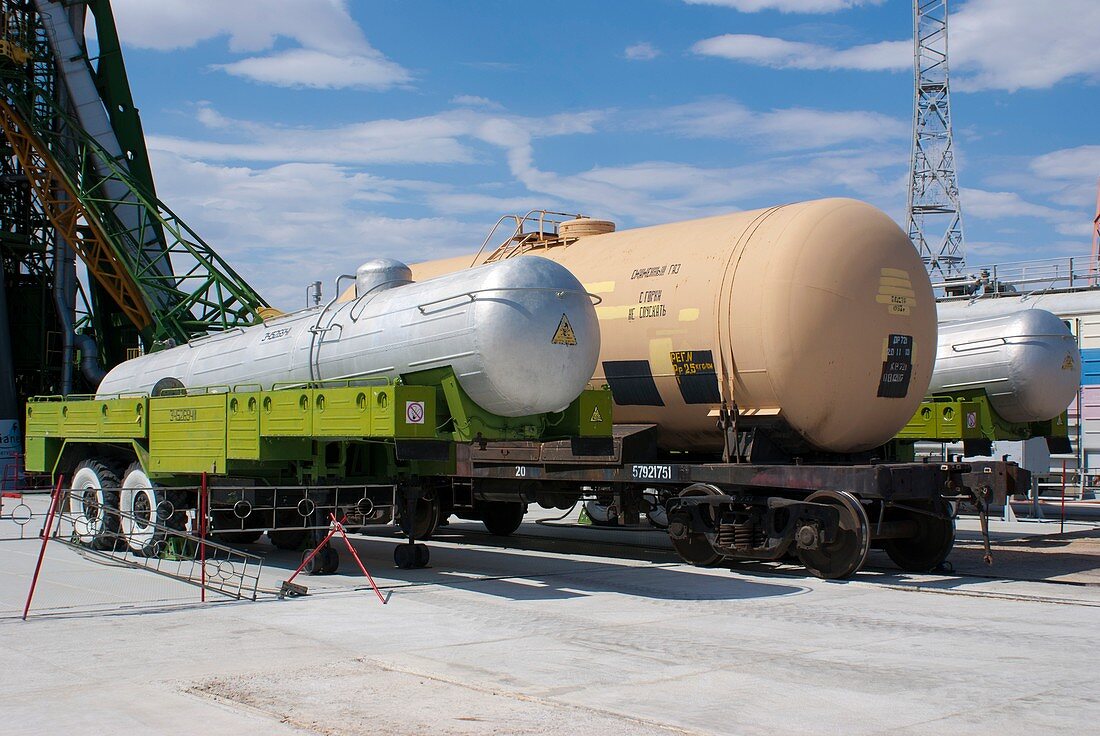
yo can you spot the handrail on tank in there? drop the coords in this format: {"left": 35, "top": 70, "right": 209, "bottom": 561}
{"left": 470, "top": 209, "right": 586, "bottom": 267}
{"left": 415, "top": 285, "right": 602, "bottom": 314}
{"left": 949, "top": 333, "right": 1076, "bottom": 352}
{"left": 269, "top": 376, "right": 393, "bottom": 392}
{"left": 934, "top": 253, "right": 1100, "bottom": 301}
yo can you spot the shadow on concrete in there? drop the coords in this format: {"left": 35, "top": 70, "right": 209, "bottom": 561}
{"left": 247, "top": 524, "right": 807, "bottom": 604}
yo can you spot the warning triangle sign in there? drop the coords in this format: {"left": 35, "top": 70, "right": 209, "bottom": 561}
{"left": 552, "top": 313, "right": 577, "bottom": 346}
{"left": 589, "top": 405, "right": 603, "bottom": 423}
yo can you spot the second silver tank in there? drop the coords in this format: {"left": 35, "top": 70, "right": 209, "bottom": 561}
{"left": 96, "top": 256, "right": 600, "bottom": 417}
{"left": 930, "top": 308, "right": 1079, "bottom": 423}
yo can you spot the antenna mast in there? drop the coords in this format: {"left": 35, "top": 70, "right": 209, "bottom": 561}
{"left": 906, "top": 0, "right": 965, "bottom": 277}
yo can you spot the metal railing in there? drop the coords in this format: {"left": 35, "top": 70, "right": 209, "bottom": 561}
{"left": 471, "top": 209, "right": 586, "bottom": 266}
{"left": 52, "top": 492, "right": 265, "bottom": 601}
{"left": 934, "top": 254, "right": 1100, "bottom": 300}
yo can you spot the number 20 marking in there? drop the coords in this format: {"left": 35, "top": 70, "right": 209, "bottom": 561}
{"left": 515, "top": 466, "right": 527, "bottom": 477}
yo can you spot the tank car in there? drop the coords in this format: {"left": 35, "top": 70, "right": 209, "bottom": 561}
{"left": 98, "top": 256, "right": 600, "bottom": 418}
{"left": 930, "top": 308, "right": 1079, "bottom": 424}
{"left": 413, "top": 198, "right": 938, "bottom": 455}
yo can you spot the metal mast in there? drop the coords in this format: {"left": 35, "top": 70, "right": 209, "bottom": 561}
{"left": 906, "top": 0, "right": 965, "bottom": 278}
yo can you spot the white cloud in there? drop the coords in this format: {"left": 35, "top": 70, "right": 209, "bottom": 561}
{"left": 963, "top": 188, "right": 1084, "bottom": 236}
{"left": 644, "top": 98, "right": 906, "bottom": 149}
{"left": 964, "top": 189, "right": 1069, "bottom": 222}
{"left": 146, "top": 100, "right": 912, "bottom": 303}
{"left": 1030, "top": 146, "right": 1100, "bottom": 184}
{"left": 683, "top": 0, "right": 882, "bottom": 12}
{"left": 692, "top": 0, "right": 1100, "bottom": 91}
{"left": 964, "top": 239, "right": 1086, "bottom": 263}
{"left": 624, "top": 42, "right": 661, "bottom": 61}
{"left": 692, "top": 34, "right": 907, "bottom": 70}
{"left": 215, "top": 49, "right": 410, "bottom": 90}
{"left": 148, "top": 152, "right": 479, "bottom": 308}
{"left": 450, "top": 95, "right": 504, "bottom": 109}
{"left": 150, "top": 105, "right": 604, "bottom": 167}
{"left": 507, "top": 147, "right": 907, "bottom": 225}
{"left": 111, "top": 0, "right": 410, "bottom": 90}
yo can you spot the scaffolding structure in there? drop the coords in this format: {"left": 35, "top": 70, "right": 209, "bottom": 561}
{"left": 0, "top": 1, "right": 267, "bottom": 406}
{"left": 906, "top": 0, "right": 966, "bottom": 278}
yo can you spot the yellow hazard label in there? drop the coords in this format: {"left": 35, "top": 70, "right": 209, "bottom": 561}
{"left": 589, "top": 405, "right": 603, "bottom": 423}
{"left": 552, "top": 314, "right": 577, "bottom": 345}
{"left": 1062, "top": 354, "right": 1076, "bottom": 370}
{"left": 877, "top": 268, "right": 915, "bottom": 316}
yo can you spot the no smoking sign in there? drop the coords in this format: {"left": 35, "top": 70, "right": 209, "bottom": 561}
{"left": 405, "top": 400, "right": 426, "bottom": 425}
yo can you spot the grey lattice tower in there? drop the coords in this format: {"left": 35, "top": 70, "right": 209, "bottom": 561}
{"left": 906, "top": 0, "right": 965, "bottom": 277}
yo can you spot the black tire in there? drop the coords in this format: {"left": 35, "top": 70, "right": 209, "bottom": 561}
{"left": 120, "top": 462, "right": 188, "bottom": 557}
{"left": 480, "top": 501, "right": 526, "bottom": 536}
{"left": 69, "top": 459, "right": 122, "bottom": 550}
{"left": 397, "top": 495, "right": 440, "bottom": 540}
{"left": 394, "top": 543, "right": 415, "bottom": 569}
{"left": 269, "top": 529, "right": 308, "bottom": 551}
{"left": 303, "top": 546, "right": 339, "bottom": 575}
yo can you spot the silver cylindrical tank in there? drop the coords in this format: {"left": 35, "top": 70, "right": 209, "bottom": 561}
{"left": 96, "top": 256, "right": 600, "bottom": 417}
{"left": 930, "top": 309, "right": 1079, "bottom": 423}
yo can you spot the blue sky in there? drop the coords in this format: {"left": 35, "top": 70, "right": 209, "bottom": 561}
{"left": 105, "top": 0, "right": 1099, "bottom": 309}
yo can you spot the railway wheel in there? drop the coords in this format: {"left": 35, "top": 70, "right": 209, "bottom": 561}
{"left": 479, "top": 501, "right": 526, "bottom": 536}
{"left": 120, "top": 463, "right": 185, "bottom": 557}
{"left": 797, "top": 490, "right": 871, "bottom": 580}
{"left": 882, "top": 497, "right": 955, "bottom": 572}
{"left": 69, "top": 460, "right": 122, "bottom": 550}
{"left": 668, "top": 483, "right": 724, "bottom": 567}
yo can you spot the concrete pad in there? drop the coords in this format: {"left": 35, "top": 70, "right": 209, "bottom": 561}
{"left": 2, "top": 496, "right": 1099, "bottom": 735}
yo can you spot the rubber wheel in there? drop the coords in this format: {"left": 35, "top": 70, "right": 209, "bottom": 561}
{"left": 398, "top": 495, "right": 441, "bottom": 540}
{"left": 69, "top": 460, "right": 121, "bottom": 550}
{"left": 120, "top": 463, "right": 185, "bottom": 557}
{"left": 394, "top": 542, "right": 429, "bottom": 569}
{"left": 480, "top": 501, "right": 526, "bottom": 536}
{"left": 797, "top": 490, "right": 871, "bottom": 580}
{"left": 269, "top": 529, "right": 308, "bottom": 551}
{"left": 582, "top": 499, "right": 619, "bottom": 527}
{"left": 303, "top": 546, "right": 339, "bottom": 575}
{"left": 668, "top": 484, "right": 724, "bottom": 567}
{"left": 882, "top": 497, "right": 956, "bottom": 572}
{"left": 394, "top": 543, "right": 415, "bottom": 569}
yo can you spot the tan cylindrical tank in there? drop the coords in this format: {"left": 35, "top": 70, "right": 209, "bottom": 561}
{"left": 413, "top": 198, "right": 937, "bottom": 454}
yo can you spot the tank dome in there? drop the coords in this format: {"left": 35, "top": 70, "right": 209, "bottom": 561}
{"left": 356, "top": 258, "right": 412, "bottom": 297}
